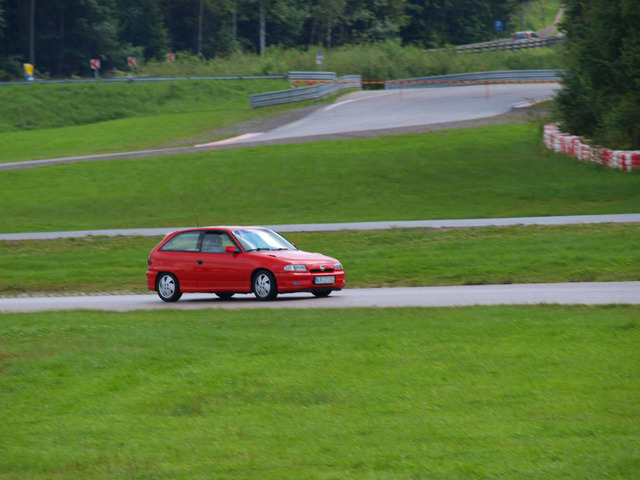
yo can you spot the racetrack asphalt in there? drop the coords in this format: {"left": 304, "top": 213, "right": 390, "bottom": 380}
{"left": 2, "top": 214, "right": 640, "bottom": 240}
{"left": 2, "top": 282, "right": 640, "bottom": 313}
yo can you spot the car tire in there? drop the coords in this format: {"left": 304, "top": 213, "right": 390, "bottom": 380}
{"left": 253, "top": 270, "right": 278, "bottom": 301}
{"left": 312, "top": 289, "right": 332, "bottom": 298}
{"left": 156, "top": 273, "right": 182, "bottom": 302}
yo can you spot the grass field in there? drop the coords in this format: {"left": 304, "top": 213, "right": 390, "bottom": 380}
{"left": 1, "top": 306, "right": 638, "bottom": 479}
{"left": 2, "top": 123, "right": 640, "bottom": 234}
{"left": 1, "top": 224, "right": 639, "bottom": 296}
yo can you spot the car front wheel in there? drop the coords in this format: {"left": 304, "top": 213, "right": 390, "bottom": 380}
{"left": 253, "top": 270, "right": 278, "bottom": 301}
{"left": 156, "top": 273, "right": 182, "bottom": 302}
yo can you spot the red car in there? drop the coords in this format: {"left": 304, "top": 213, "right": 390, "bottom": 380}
{"left": 146, "top": 226, "right": 345, "bottom": 302}
{"left": 512, "top": 31, "right": 539, "bottom": 41}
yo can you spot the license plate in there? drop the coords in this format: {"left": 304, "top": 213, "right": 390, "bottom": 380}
{"left": 314, "top": 276, "right": 335, "bottom": 285}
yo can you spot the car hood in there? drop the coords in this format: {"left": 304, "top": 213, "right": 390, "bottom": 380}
{"left": 252, "top": 249, "right": 339, "bottom": 264}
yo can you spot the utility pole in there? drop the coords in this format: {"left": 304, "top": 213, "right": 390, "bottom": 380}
{"left": 232, "top": 0, "right": 237, "bottom": 52}
{"left": 259, "top": 0, "right": 266, "bottom": 56}
{"left": 197, "top": 0, "right": 204, "bottom": 55}
{"left": 29, "top": 0, "right": 36, "bottom": 65}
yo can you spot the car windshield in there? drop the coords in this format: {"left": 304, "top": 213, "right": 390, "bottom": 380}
{"left": 232, "top": 228, "right": 297, "bottom": 252}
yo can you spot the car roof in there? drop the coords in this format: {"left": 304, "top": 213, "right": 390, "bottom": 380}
{"left": 169, "top": 226, "right": 271, "bottom": 234}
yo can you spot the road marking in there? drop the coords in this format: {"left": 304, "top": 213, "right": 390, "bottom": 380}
{"left": 196, "top": 133, "right": 263, "bottom": 147}
{"left": 326, "top": 99, "right": 355, "bottom": 111}
{"left": 325, "top": 91, "right": 401, "bottom": 111}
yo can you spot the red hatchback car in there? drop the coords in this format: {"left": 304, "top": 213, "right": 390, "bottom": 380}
{"left": 146, "top": 226, "right": 346, "bottom": 302}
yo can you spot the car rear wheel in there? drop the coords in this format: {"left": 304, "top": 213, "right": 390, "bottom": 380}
{"left": 253, "top": 270, "right": 278, "bottom": 301}
{"left": 157, "top": 273, "right": 182, "bottom": 302}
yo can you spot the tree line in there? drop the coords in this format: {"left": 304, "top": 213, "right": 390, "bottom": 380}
{"left": 0, "top": 0, "right": 521, "bottom": 78}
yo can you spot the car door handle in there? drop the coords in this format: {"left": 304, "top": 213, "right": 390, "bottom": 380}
{"left": 197, "top": 260, "right": 203, "bottom": 265}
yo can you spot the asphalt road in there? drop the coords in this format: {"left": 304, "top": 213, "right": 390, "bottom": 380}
{"left": 2, "top": 282, "right": 639, "bottom": 313}
{"left": 2, "top": 214, "right": 640, "bottom": 241}
{"left": 240, "top": 84, "right": 560, "bottom": 142}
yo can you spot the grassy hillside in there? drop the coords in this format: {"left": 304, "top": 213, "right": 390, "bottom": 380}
{"left": 2, "top": 123, "right": 639, "bottom": 233}
{"left": 0, "top": 79, "right": 288, "bottom": 133}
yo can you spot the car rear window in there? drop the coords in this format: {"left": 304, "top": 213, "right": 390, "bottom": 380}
{"left": 160, "top": 231, "right": 201, "bottom": 251}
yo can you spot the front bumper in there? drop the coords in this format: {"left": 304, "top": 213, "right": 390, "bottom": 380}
{"left": 276, "top": 270, "right": 346, "bottom": 293}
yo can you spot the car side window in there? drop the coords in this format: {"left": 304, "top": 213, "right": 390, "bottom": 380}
{"left": 201, "top": 232, "right": 234, "bottom": 253}
{"left": 160, "top": 231, "right": 201, "bottom": 251}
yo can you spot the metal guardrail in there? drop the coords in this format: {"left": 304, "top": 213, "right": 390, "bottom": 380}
{"left": 250, "top": 72, "right": 362, "bottom": 108}
{"left": 0, "top": 75, "right": 287, "bottom": 87}
{"left": 337, "top": 75, "right": 363, "bottom": 90}
{"left": 287, "top": 71, "right": 338, "bottom": 83}
{"left": 455, "top": 36, "right": 564, "bottom": 53}
{"left": 384, "top": 70, "right": 564, "bottom": 90}
{"left": 250, "top": 83, "right": 339, "bottom": 108}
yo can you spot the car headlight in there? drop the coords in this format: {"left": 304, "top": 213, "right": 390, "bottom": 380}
{"left": 284, "top": 264, "right": 307, "bottom": 271}
{"left": 334, "top": 263, "right": 343, "bottom": 270}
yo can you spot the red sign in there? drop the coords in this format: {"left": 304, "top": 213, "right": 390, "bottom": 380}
{"left": 166, "top": 53, "right": 175, "bottom": 62}
{"left": 90, "top": 59, "right": 101, "bottom": 70}
{"left": 127, "top": 56, "right": 137, "bottom": 67}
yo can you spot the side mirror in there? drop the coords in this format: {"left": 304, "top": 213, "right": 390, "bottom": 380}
{"left": 225, "top": 245, "right": 239, "bottom": 254}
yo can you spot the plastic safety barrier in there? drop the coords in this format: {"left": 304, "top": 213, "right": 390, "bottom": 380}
{"left": 543, "top": 123, "right": 640, "bottom": 173}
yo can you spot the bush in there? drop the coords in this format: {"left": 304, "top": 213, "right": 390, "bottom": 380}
{"left": 129, "top": 43, "right": 562, "bottom": 82}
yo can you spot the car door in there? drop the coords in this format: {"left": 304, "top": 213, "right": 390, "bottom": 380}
{"left": 156, "top": 230, "right": 203, "bottom": 290}
{"left": 194, "top": 231, "right": 245, "bottom": 290}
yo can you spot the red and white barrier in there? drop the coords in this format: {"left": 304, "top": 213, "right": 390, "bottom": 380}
{"left": 542, "top": 124, "right": 639, "bottom": 172}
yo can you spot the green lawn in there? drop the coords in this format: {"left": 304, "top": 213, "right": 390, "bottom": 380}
{"left": 1, "top": 306, "right": 638, "bottom": 479}
{"left": 2, "top": 123, "right": 640, "bottom": 234}
{"left": 1, "top": 224, "right": 638, "bottom": 296}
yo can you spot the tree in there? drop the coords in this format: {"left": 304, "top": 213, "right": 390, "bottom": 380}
{"left": 115, "top": 0, "right": 168, "bottom": 60}
{"left": 555, "top": 0, "right": 640, "bottom": 149}
{"left": 341, "top": 0, "right": 408, "bottom": 44}
{"left": 307, "top": 0, "right": 346, "bottom": 47}
{"left": 401, "top": 0, "right": 518, "bottom": 48}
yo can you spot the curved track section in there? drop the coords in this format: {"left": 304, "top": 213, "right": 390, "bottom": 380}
{"left": 240, "top": 84, "right": 559, "bottom": 142}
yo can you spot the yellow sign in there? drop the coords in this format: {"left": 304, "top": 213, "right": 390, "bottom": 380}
{"left": 23, "top": 63, "right": 35, "bottom": 81}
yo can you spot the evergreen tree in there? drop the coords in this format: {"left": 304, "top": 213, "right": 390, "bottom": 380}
{"left": 555, "top": 0, "right": 640, "bottom": 149}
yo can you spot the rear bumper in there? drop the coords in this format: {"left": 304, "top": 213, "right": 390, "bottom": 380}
{"left": 146, "top": 270, "right": 156, "bottom": 291}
